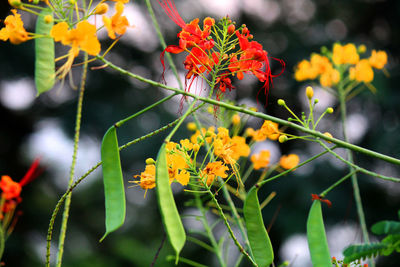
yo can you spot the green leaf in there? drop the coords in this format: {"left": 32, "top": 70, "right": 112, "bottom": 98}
{"left": 244, "top": 186, "right": 274, "bottom": 267}
{"left": 371, "top": 221, "right": 400, "bottom": 235}
{"left": 156, "top": 144, "right": 186, "bottom": 263}
{"left": 306, "top": 201, "right": 331, "bottom": 267}
{"left": 100, "top": 126, "right": 125, "bottom": 242}
{"left": 343, "top": 243, "right": 387, "bottom": 264}
{"left": 35, "top": 8, "right": 55, "bottom": 96}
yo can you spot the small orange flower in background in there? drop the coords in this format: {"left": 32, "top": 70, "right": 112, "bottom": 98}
{"left": 332, "top": 43, "right": 359, "bottom": 65}
{"left": 201, "top": 161, "right": 229, "bottom": 186}
{"left": 251, "top": 150, "right": 271, "bottom": 170}
{"left": 369, "top": 50, "right": 387, "bottom": 69}
{"left": 0, "top": 159, "right": 41, "bottom": 231}
{"left": 103, "top": 1, "right": 130, "bottom": 39}
{"left": 0, "top": 9, "right": 31, "bottom": 45}
{"left": 0, "top": 176, "right": 21, "bottom": 200}
{"left": 349, "top": 59, "right": 374, "bottom": 83}
{"left": 280, "top": 154, "right": 300, "bottom": 170}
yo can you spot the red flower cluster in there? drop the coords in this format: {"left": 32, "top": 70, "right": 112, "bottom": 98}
{"left": 158, "top": 0, "right": 285, "bottom": 104}
{"left": 0, "top": 159, "right": 42, "bottom": 216}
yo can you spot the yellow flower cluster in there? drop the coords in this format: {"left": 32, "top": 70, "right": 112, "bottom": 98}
{"left": 134, "top": 118, "right": 300, "bottom": 191}
{"left": 1, "top": 0, "right": 131, "bottom": 80}
{"left": 294, "top": 43, "right": 387, "bottom": 86}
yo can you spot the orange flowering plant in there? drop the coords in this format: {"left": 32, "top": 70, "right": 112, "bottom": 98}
{"left": 0, "top": 159, "right": 41, "bottom": 261}
{"left": 2, "top": 0, "right": 400, "bottom": 267}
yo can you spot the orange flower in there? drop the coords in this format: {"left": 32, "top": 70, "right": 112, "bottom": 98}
{"left": 0, "top": 9, "right": 31, "bottom": 45}
{"left": 201, "top": 161, "right": 229, "bottom": 186}
{"left": 280, "top": 154, "right": 300, "bottom": 170}
{"left": 134, "top": 164, "right": 156, "bottom": 190}
{"left": 103, "top": 1, "right": 130, "bottom": 39}
{"left": 251, "top": 150, "right": 270, "bottom": 170}
{"left": 369, "top": 50, "right": 387, "bottom": 69}
{"left": 260, "top": 120, "right": 280, "bottom": 140}
{"left": 349, "top": 59, "right": 374, "bottom": 83}
{"left": 51, "top": 21, "right": 101, "bottom": 79}
{"left": 0, "top": 176, "right": 22, "bottom": 200}
{"left": 332, "top": 43, "right": 359, "bottom": 65}
{"left": 165, "top": 142, "right": 191, "bottom": 186}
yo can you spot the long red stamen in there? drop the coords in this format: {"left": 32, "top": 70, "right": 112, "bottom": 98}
{"left": 160, "top": 45, "right": 184, "bottom": 83}
{"left": 19, "top": 158, "right": 42, "bottom": 187}
{"left": 157, "top": 0, "right": 186, "bottom": 28}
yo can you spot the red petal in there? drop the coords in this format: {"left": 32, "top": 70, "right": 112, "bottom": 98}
{"left": 19, "top": 158, "right": 42, "bottom": 187}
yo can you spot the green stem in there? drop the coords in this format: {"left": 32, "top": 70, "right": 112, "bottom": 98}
{"left": 318, "top": 141, "right": 399, "bottom": 182}
{"left": 338, "top": 86, "right": 371, "bottom": 257}
{"left": 56, "top": 53, "right": 88, "bottom": 267}
{"left": 193, "top": 193, "right": 226, "bottom": 267}
{"left": 165, "top": 100, "right": 198, "bottom": 142}
{"left": 96, "top": 56, "right": 400, "bottom": 167}
{"left": 319, "top": 170, "right": 358, "bottom": 197}
{"left": 115, "top": 93, "right": 177, "bottom": 127}
{"left": 207, "top": 188, "right": 257, "bottom": 266}
{"left": 258, "top": 147, "right": 336, "bottom": 187}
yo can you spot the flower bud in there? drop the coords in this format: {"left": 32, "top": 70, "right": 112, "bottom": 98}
{"left": 8, "top": 0, "right": 22, "bottom": 7}
{"left": 187, "top": 122, "right": 197, "bottom": 131}
{"left": 145, "top": 158, "right": 156, "bottom": 165}
{"left": 314, "top": 98, "right": 319, "bottom": 104}
{"left": 69, "top": 0, "right": 76, "bottom": 4}
{"left": 232, "top": 114, "right": 240, "bottom": 125}
{"left": 44, "top": 15, "right": 53, "bottom": 24}
{"left": 306, "top": 86, "right": 314, "bottom": 99}
{"left": 95, "top": 3, "right": 109, "bottom": 15}
{"left": 278, "top": 135, "right": 288, "bottom": 143}
{"left": 205, "top": 131, "right": 213, "bottom": 138}
{"left": 227, "top": 24, "right": 235, "bottom": 35}
{"left": 277, "top": 99, "right": 285, "bottom": 106}
{"left": 245, "top": 128, "right": 255, "bottom": 137}
{"left": 33, "top": 0, "right": 39, "bottom": 4}
{"left": 323, "top": 132, "right": 333, "bottom": 143}
{"left": 326, "top": 107, "right": 333, "bottom": 114}
{"left": 249, "top": 107, "right": 257, "bottom": 112}
{"left": 358, "top": 44, "right": 366, "bottom": 54}
{"left": 193, "top": 143, "right": 200, "bottom": 152}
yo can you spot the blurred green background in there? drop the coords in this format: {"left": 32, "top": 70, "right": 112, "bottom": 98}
{"left": 0, "top": 0, "right": 399, "bottom": 266}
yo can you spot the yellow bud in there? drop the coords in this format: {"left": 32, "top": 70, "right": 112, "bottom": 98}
{"left": 278, "top": 135, "right": 288, "bottom": 143}
{"left": 323, "top": 132, "right": 333, "bottom": 143}
{"left": 145, "top": 158, "right": 156, "bottom": 165}
{"left": 187, "top": 122, "right": 197, "bottom": 131}
{"left": 193, "top": 143, "right": 200, "bottom": 152}
{"left": 8, "top": 0, "right": 22, "bottom": 7}
{"left": 205, "top": 131, "right": 213, "bottom": 138}
{"left": 44, "top": 15, "right": 53, "bottom": 24}
{"left": 326, "top": 107, "right": 334, "bottom": 114}
{"left": 277, "top": 99, "right": 285, "bottom": 106}
{"left": 69, "top": 0, "right": 76, "bottom": 4}
{"left": 249, "top": 107, "right": 258, "bottom": 112}
{"left": 95, "top": 3, "right": 109, "bottom": 15}
{"left": 245, "top": 128, "right": 255, "bottom": 137}
{"left": 232, "top": 114, "right": 241, "bottom": 125}
{"left": 358, "top": 44, "right": 367, "bottom": 54}
{"left": 207, "top": 106, "right": 214, "bottom": 114}
{"left": 306, "top": 86, "right": 314, "bottom": 99}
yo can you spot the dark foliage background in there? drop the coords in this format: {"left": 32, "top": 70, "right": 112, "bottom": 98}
{"left": 0, "top": 0, "right": 399, "bottom": 266}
